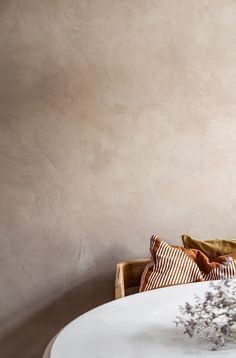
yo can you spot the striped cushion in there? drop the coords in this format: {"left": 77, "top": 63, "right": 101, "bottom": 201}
{"left": 139, "top": 235, "right": 236, "bottom": 292}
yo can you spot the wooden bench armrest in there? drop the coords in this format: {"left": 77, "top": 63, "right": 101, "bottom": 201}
{"left": 115, "top": 259, "right": 150, "bottom": 299}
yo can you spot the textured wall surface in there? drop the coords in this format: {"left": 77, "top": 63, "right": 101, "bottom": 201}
{"left": 1, "top": 1, "right": 236, "bottom": 357}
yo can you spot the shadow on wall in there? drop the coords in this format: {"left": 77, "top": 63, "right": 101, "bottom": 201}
{"left": 0, "top": 242, "right": 134, "bottom": 358}
{"left": 0, "top": 273, "right": 114, "bottom": 358}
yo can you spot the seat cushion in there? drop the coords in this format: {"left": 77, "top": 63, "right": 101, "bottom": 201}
{"left": 140, "top": 234, "right": 236, "bottom": 292}
{"left": 182, "top": 234, "right": 236, "bottom": 258}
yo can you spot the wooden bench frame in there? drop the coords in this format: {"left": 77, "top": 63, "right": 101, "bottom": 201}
{"left": 115, "top": 259, "right": 150, "bottom": 299}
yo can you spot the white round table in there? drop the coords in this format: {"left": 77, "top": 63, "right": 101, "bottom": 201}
{"left": 43, "top": 281, "right": 235, "bottom": 357}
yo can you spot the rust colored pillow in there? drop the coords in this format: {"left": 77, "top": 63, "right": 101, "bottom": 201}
{"left": 139, "top": 234, "right": 236, "bottom": 292}
{"left": 182, "top": 234, "right": 236, "bottom": 258}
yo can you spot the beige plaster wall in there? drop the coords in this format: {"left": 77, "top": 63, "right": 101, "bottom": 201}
{"left": 1, "top": 0, "right": 236, "bottom": 357}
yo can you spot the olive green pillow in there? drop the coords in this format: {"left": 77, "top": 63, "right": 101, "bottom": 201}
{"left": 182, "top": 234, "right": 236, "bottom": 258}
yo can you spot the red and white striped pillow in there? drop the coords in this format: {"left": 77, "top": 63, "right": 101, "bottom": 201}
{"left": 139, "top": 235, "right": 236, "bottom": 292}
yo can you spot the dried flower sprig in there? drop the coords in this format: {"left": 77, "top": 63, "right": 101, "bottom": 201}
{"left": 175, "top": 279, "right": 236, "bottom": 350}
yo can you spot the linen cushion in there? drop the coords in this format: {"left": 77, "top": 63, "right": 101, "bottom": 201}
{"left": 182, "top": 234, "right": 236, "bottom": 258}
{"left": 139, "top": 234, "right": 236, "bottom": 292}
